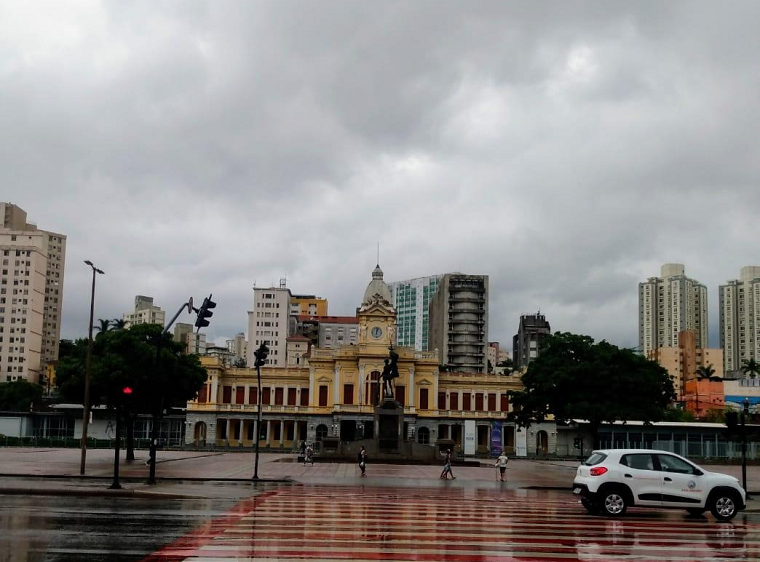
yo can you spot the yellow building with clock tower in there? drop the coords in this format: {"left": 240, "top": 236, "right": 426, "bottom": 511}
{"left": 186, "top": 264, "right": 522, "bottom": 456}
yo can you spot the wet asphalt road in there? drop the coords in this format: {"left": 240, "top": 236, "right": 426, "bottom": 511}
{"left": 0, "top": 495, "right": 239, "bottom": 562}
{"left": 3, "top": 486, "right": 760, "bottom": 562}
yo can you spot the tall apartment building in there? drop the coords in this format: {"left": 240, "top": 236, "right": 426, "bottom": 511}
{"left": 0, "top": 203, "right": 66, "bottom": 384}
{"left": 225, "top": 332, "right": 248, "bottom": 364}
{"left": 388, "top": 274, "right": 442, "bottom": 351}
{"left": 246, "top": 282, "right": 291, "bottom": 367}
{"left": 639, "top": 263, "right": 708, "bottom": 356}
{"left": 512, "top": 313, "right": 551, "bottom": 369}
{"left": 123, "top": 295, "right": 165, "bottom": 327}
{"left": 290, "top": 295, "right": 328, "bottom": 317}
{"left": 428, "top": 273, "right": 489, "bottom": 374}
{"left": 186, "top": 331, "right": 208, "bottom": 355}
{"left": 720, "top": 266, "right": 760, "bottom": 376}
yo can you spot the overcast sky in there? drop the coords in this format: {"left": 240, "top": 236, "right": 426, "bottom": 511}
{"left": 2, "top": 1, "right": 759, "bottom": 351}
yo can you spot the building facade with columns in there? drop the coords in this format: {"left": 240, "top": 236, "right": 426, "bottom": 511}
{"left": 185, "top": 265, "right": 523, "bottom": 456}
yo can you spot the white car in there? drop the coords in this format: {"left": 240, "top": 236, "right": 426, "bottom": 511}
{"left": 572, "top": 449, "right": 746, "bottom": 521}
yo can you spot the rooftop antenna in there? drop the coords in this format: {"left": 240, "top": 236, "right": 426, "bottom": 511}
{"left": 377, "top": 241, "right": 380, "bottom": 266}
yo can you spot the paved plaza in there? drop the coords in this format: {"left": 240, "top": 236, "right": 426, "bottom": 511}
{"left": 2, "top": 448, "right": 760, "bottom": 561}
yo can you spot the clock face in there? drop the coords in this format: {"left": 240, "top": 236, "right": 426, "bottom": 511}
{"left": 371, "top": 327, "right": 383, "bottom": 339}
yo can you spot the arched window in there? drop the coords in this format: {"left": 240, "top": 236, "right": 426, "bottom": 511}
{"left": 417, "top": 427, "right": 430, "bottom": 445}
{"left": 316, "top": 424, "right": 328, "bottom": 441}
{"left": 537, "top": 430, "right": 548, "bottom": 455}
{"left": 365, "top": 371, "right": 381, "bottom": 405}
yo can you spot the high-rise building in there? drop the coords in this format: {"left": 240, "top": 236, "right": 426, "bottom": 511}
{"left": 0, "top": 203, "right": 66, "bottom": 383}
{"left": 720, "top": 266, "right": 760, "bottom": 376}
{"left": 123, "top": 295, "right": 165, "bottom": 328}
{"left": 388, "top": 274, "right": 442, "bottom": 351}
{"left": 246, "top": 281, "right": 291, "bottom": 367}
{"left": 639, "top": 263, "right": 708, "bottom": 356}
{"left": 225, "top": 332, "right": 248, "bottom": 364}
{"left": 290, "top": 295, "right": 328, "bottom": 317}
{"left": 187, "top": 331, "right": 207, "bottom": 355}
{"left": 428, "top": 273, "right": 489, "bottom": 374}
{"left": 512, "top": 313, "right": 551, "bottom": 369}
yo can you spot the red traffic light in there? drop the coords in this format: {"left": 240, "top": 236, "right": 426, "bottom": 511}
{"left": 122, "top": 387, "right": 133, "bottom": 395}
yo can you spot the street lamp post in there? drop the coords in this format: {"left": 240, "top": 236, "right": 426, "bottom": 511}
{"left": 80, "top": 260, "right": 104, "bottom": 476}
{"left": 741, "top": 397, "right": 749, "bottom": 496}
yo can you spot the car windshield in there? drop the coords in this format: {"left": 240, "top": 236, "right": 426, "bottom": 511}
{"left": 583, "top": 452, "right": 607, "bottom": 466}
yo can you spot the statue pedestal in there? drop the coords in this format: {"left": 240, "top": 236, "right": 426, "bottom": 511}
{"left": 375, "top": 397, "right": 403, "bottom": 451}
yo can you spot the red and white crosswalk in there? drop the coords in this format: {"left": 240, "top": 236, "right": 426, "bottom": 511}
{"left": 143, "top": 485, "right": 760, "bottom": 561}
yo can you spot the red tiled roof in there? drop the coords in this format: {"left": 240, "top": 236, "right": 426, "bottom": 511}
{"left": 297, "top": 315, "right": 358, "bottom": 324}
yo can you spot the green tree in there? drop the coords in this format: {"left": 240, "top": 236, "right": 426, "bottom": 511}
{"left": 0, "top": 380, "right": 43, "bottom": 411}
{"left": 57, "top": 339, "right": 77, "bottom": 361}
{"left": 55, "top": 324, "right": 207, "bottom": 458}
{"left": 510, "top": 332, "right": 675, "bottom": 448}
{"left": 111, "top": 318, "right": 128, "bottom": 330}
{"left": 497, "top": 358, "right": 517, "bottom": 374}
{"left": 741, "top": 358, "right": 760, "bottom": 379}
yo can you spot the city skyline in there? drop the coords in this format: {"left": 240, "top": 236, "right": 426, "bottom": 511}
{"left": 2, "top": 2, "right": 758, "bottom": 352}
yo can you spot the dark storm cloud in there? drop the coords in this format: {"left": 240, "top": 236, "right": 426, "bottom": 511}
{"left": 1, "top": 1, "right": 758, "bottom": 349}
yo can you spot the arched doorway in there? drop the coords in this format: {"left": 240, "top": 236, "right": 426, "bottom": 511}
{"left": 316, "top": 424, "right": 328, "bottom": 441}
{"left": 536, "top": 430, "right": 549, "bottom": 455}
{"left": 417, "top": 427, "right": 430, "bottom": 445}
{"left": 194, "top": 422, "right": 207, "bottom": 447}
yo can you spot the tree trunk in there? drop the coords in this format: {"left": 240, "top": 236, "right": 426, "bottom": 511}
{"left": 590, "top": 422, "right": 601, "bottom": 450}
{"left": 125, "top": 414, "right": 135, "bottom": 461}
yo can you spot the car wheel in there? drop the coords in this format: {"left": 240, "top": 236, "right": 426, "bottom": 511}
{"left": 710, "top": 491, "right": 739, "bottom": 522}
{"left": 600, "top": 488, "right": 628, "bottom": 517}
{"left": 581, "top": 498, "right": 599, "bottom": 514}
{"left": 686, "top": 508, "right": 705, "bottom": 516}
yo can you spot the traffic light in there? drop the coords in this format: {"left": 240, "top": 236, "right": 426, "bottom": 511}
{"left": 254, "top": 342, "right": 269, "bottom": 368}
{"left": 573, "top": 437, "right": 581, "bottom": 449}
{"left": 194, "top": 294, "right": 216, "bottom": 331}
{"left": 122, "top": 386, "right": 133, "bottom": 395}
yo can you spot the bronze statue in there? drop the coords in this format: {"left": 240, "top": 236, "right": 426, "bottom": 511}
{"left": 380, "top": 346, "right": 400, "bottom": 400}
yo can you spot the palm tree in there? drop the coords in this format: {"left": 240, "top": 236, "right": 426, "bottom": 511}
{"left": 741, "top": 358, "right": 760, "bottom": 379}
{"left": 694, "top": 364, "right": 721, "bottom": 418}
{"left": 94, "top": 318, "right": 112, "bottom": 336}
{"left": 111, "top": 318, "right": 128, "bottom": 330}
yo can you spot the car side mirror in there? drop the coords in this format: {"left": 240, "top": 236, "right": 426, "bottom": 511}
{"left": 693, "top": 469, "right": 703, "bottom": 476}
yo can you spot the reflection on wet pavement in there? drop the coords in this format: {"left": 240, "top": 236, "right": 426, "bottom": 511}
{"left": 2, "top": 485, "right": 759, "bottom": 561}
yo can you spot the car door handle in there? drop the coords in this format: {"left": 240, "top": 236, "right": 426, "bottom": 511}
{"left": 664, "top": 477, "right": 672, "bottom": 482}
{"left": 624, "top": 473, "right": 632, "bottom": 478}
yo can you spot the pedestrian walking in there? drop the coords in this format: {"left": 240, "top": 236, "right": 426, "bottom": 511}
{"left": 304, "top": 444, "right": 314, "bottom": 466}
{"left": 495, "top": 452, "right": 509, "bottom": 482}
{"left": 358, "top": 446, "right": 367, "bottom": 477}
{"left": 440, "top": 448, "right": 455, "bottom": 480}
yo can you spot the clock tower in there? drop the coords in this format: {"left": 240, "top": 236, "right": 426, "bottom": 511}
{"left": 358, "top": 265, "right": 397, "bottom": 347}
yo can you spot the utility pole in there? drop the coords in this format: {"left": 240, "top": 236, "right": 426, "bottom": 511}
{"left": 80, "top": 260, "right": 104, "bottom": 476}
{"left": 742, "top": 397, "right": 749, "bottom": 497}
